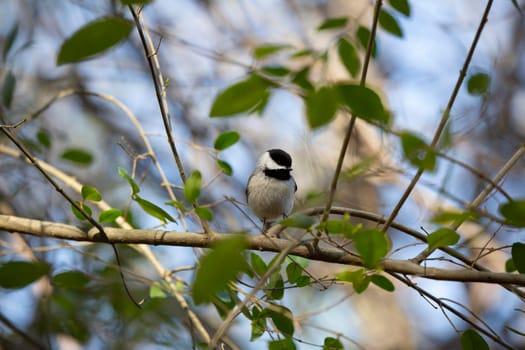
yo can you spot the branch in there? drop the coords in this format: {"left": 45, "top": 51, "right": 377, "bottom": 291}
{"left": 2, "top": 214, "right": 524, "bottom": 287}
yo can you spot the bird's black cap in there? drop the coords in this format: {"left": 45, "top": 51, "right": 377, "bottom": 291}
{"left": 268, "top": 149, "right": 292, "bottom": 168}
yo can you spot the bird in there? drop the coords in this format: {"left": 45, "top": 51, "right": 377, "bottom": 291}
{"left": 246, "top": 149, "right": 297, "bottom": 231}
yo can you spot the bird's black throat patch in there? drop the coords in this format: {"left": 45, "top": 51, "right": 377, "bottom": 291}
{"left": 264, "top": 168, "right": 292, "bottom": 181}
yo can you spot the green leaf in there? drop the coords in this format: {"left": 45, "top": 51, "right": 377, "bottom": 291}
{"left": 269, "top": 338, "right": 296, "bottom": 350}
{"left": 338, "top": 37, "right": 360, "bottom": 78}
{"left": 505, "top": 258, "right": 516, "bottom": 273}
{"left": 192, "top": 236, "right": 249, "bottom": 304}
{"left": 295, "top": 275, "right": 311, "bottom": 287}
{"left": 261, "top": 65, "right": 291, "bottom": 77}
{"left": 371, "top": 274, "right": 395, "bottom": 292}
{"left": 210, "top": 74, "right": 271, "bottom": 117}
{"left": 305, "top": 86, "right": 339, "bottom": 128}
{"left": 0, "top": 261, "right": 50, "bottom": 289}
{"left": 52, "top": 270, "right": 90, "bottom": 289}
{"left": 323, "top": 217, "right": 360, "bottom": 237}
{"left": 98, "top": 209, "right": 122, "bottom": 223}
{"left": 357, "top": 26, "right": 377, "bottom": 57}
{"left": 3, "top": 23, "right": 19, "bottom": 60}
{"left": 36, "top": 129, "right": 51, "bottom": 149}
{"left": 184, "top": 170, "right": 202, "bottom": 203}
{"left": 214, "top": 130, "right": 240, "bottom": 151}
{"left": 57, "top": 17, "right": 134, "bottom": 65}
{"left": 467, "top": 73, "right": 490, "bottom": 96}
{"left": 217, "top": 159, "right": 233, "bottom": 176}
{"left": 61, "top": 148, "right": 93, "bottom": 166}
{"left": 253, "top": 44, "right": 290, "bottom": 59}
{"left": 336, "top": 268, "right": 370, "bottom": 293}
{"left": 431, "top": 210, "right": 477, "bottom": 224}
{"left": 279, "top": 214, "right": 317, "bottom": 229}
{"left": 195, "top": 206, "right": 213, "bottom": 221}
{"left": 286, "top": 262, "right": 302, "bottom": 284}
{"left": 263, "top": 305, "right": 294, "bottom": 337}
{"left": 379, "top": 9, "right": 403, "bottom": 37}
{"left": 427, "top": 228, "right": 460, "bottom": 250}
{"left": 400, "top": 132, "right": 436, "bottom": 171}
{"left": 2, "top": 69, "right": 16, "bottom": 108}
{"left": 81, "top": 185, "right": 102, "bottom": 202}
{"left": 499, "top": 199, "right": 525, "bottom": 227}
{"left": 460, "top": 329, "right": 489, "bottom": 350}
{"left": 134, "top": 195, "right": 175, "bottom": 224}
{"left": 323, "top": 337, "right": 344, "bottom": 350}
{"left": 265, "top": 271, "right": 284, "bottom": 300}
{"left": 336, "top": 84, "right": 389, "bottom": 124}
{"left": 317, "top": 17, "right": 348, "bottom": 31}
{"left": 71, "top": 201, "right": 92, "bottom": 221}
{"left": 388, "top": 0, "right": 411, "bottom": 16}
{"left": 251, "top": 253, "right": 268, "bottom": 276}
{"left": 511, "top": 243, "right": 525, "bottom": 274}
{"left": 292, "top": 66, "right": 314, "bottom": 92}
{"left": 118, "top": 166, "right": 140, "bottom": 195}
{"left": 250, "top": 313, "right": 266, "bottom": 341}
{"left": 353, "top": 229, "right": 389, "bottom": 268}
{"left": 149, "top": 282, "right": 168, "bottom": 298}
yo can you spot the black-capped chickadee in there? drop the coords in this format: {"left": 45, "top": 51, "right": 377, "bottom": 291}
{"left": 246, "top": 149, "right": 297, "bottom": 229}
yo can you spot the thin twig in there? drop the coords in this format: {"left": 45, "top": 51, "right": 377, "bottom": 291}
{"left": 381, "top": 0, "right": 494, "bottom": 233}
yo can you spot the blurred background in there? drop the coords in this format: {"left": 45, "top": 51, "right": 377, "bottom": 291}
{"left": 1, "top": 0, "right": 525, "bottom": 349}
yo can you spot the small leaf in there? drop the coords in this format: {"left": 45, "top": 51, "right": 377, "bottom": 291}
{"left": 431, "top": 210, "right": 477, "bottom": 224}
{"left": 99, "top": 208, "right": 122, "bottom": 223}
{"left": 511, "top": 243, "right": 525, "bottom": 274}
{"left": 353, "top": 229, "right": 389, "bottom": 268}
{"left": 336, "top": 268, "right": 370, "bottom": 293}
{"left": 286, "top": 262, "right": 302, "bottom": 284}
{"left": 371, "top": 274, "right": 395, "bottom": 292}
{"left": 36, "top": 129, "right": 51, "bottom": 149}
{"left": 295, "top": 275, "right": 311, "bottom": 287}
{"left": 214, "top": 131, "right": 240, "bottom": 151}
{"left": 263, "top": 305, "right": 294, "bottom": 337}
{"left": 400, "top": 132, "right": 436, "bottom": 171}
{"left": 357, "top": 26, "right": 377, "bottom": 57}
{"left": 292, "top": 66, "right": 314, "bottom": 92}
{"left": 61, "top": 148, "right": 93, "bottom": 166}
{"left": 250, "top": 315, "right": 266, "bottom": 341}
{"left": 279, "top": 214, "right": 317, "bottom": 229}
{"left": 184, "top": 171, "right": 202, "bottom": 203}
{"left": 323, "top": 337, "right": 344, "bottom": 350}
{"left": 251, "top": 253, "right": 268, "bottom": 276}
{"left": 71, "top": 201, "right": 92, "bottom": 221}
{"left": 217, "top": 159, "right": 233, "bottom": 176}
{"left": 505, "top": 258, "right": 516, "bottom": 273}
{"left": 52, "top": 270, "right": 90, "bottom": 289}
{"left": 0, "top": 261, "right": 50, "bottom": 289}
{"left": 427, "top": 228, "right": 460, "bottom": 250}
{"left": 81, "top": 185, "right": 102, "bottom": 202}
{"left": 195, "top": 206, "right": 213, "bottom": 221}
{"left": 265, "top": 272, "right": 284, "bottom": 300}
{"left": 317, "top": 17, "right": 348, "bottom": 31}
{"left": 500, "top": 199, "right": 525, "bottom": 227}
{"left": 467, "top": 73, "right": 490, "bottom": 96}
{"left": 388, "top": 0, "right": 411, "bottom": 16}
{"left": 192, "top": 236, "right": 249, "bottom": 304}
{"left": 57, "top": 17, "right": 134, "bottom": 65}
{"left": 269, "top": 338, "right": 296, "bottom": 350}
{"left": 134, "top": 195, "right": 176, "bottom": 224}
{"left": 322, "top": 217, "right": 359, "bottom": 237}
{"left": 118, "top": 166, "right": 140, "bottom": 195}
{"left": 336, "top": 84, "right": 389, "bottom": 124}
{"left": 253, "top": 44, "right": 290, "bottom": 59}
{"left": 210, "top": 74, "right": 271, "bottom": 117}
{"left": 2, "top": 70, "right": 16, "bottom": 108}
{"left": 305, "top": 86, "right": 339, "bottom": 129}
{"left": 3, "top": 23, "right": 19, "bottom": 60}
{"left": 379, "top": 9, "right": 403, "bottom": 37}
{"left": 338, "top": 37, "right": 360, "bottom": 78}
{"left": 460, "top": 329, "right": 489, "bottom": 350}
{"left": 149, "top": 282, "right": 168, "bottom": 298}
{"left": 261, "top": 65, "right": 291, "bottom": 77}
